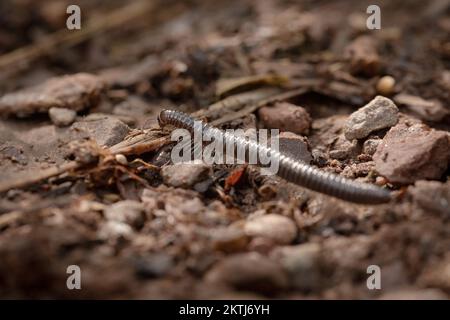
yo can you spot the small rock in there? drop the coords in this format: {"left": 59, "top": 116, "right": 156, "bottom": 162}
{"left": 205, "top": 252, "right": 288, "bottom": 295}
{"left": 98, "top": 221, "right": 133, "bottom": 240}
{"left": 78, "top": 200, "right": 105, "bottom": 212}
{"left": 344, "top": 35, "right": 380, "bottom": 76}
{"left": 357, "top": 154, "right": 372, "bottom": 163}
{"left": 373, "top": 122, "right": 450, "bottom": 183}
{"left": 115, "top": 154, "right": 128, "bottom": 165}
{"left": 257, "top": 183, "right": 278, "bottom": 200}
{"left": 408, "top": 180, "right": 450, "bottom": 216}
{"left": 181, "top": 197, "right": 205, "bottom": 215}
{"left": 376, "top": 76, "right": 396, "bottom": 96}
{"left": 278, "top": 132, "right": 312, "bottom": 163}
{"left": 311, "top": 149, "right": 328, "bottom": 166}
{"left": 211, "top": 226, "right": 249, "bottom": 253}
{"left": 104, "top": 200, "right": 145, "bottom": 228}
{"left": 161, "top": 161, "right": 212, "bottom": 189}
{"left": 393, "top": 93, "right": 449, "bottom": 122}
{"left": 70, "top": 116, "right": 129, "bottom": 147}
{"left": 0, "top": 73, "right": 105, "bottom": 117}
{"left": 362, "top": 138, "right": 381, "bottom": 155}
{"left": 258, "top": 102, "right": 311, "bottom": 135}
{"left": 375, "top": 176, "right": 388, "bottom": 186}
{"left": 244, "top": 214, "right": 297, "bottom": 245}
{"left": 271, "top": 243, "right": 322, "bottom": 291}
{"left": 48, "top": 107, "right": 76, "bottom": 126}
{"left": 133, "top": 253, "right": 174, "bottom": 278}
{"left": 329, "top": 135, "right": 360, "bottom": 160}
{"left": 344, "top": 96, "right": 399, "bottom": 140}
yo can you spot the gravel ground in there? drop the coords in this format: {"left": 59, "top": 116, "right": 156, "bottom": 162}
{"left": 0, "top": 0, "right": 449, "bottom": 299}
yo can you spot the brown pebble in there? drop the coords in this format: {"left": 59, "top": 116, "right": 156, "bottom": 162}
{"left": 376, "top": 76, "right": 396, "bottom": 96}
{"left": 70, "top": 116, "right": 130, "bottom": 147}
{"left": 375, "top": 176, "right": 388, "bottom": 186}
{"left": 244, "top": 214, "right": 297, "bottom": 245}
{"left": 115, "top": 154, "right": 128, "bottom": 165}
{"left": 161, "top": 161, "right": 212, "bottom": 189}
{"left": 104, "top": 200, "right": 145, "bottom": 228}
{"left": 211, "top": 227, "right": 249, "bottom": 253}
{"left": 278, "top": 132, "right": 312, "bottom": 163}
{"left": 0, "top": 73, "right": 105, "bottom": 117}
{"left": 363, "top": 138, "right": 381, "bottom": 155}
{"left": 205, "top": 252, "right": 289, "bottom": 295}
{"left": 258, "top": 184, "right": 277, "bottom": 200}
{"left": 344, "top": 35, "right": 380, "bottom": 76}
{"left": 258, "top": 102, "right": 311, "bottom": 135}
{"left": 373, "top": 122, "right": 450, "bottom": 183}
{"left": 48, "top": 107, "right": 77, "bottom": 126}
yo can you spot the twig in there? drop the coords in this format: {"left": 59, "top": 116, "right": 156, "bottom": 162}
{"left": 108, "top": 130, "right": 169, "bottom": 155}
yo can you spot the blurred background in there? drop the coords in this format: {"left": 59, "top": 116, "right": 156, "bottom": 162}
{"left": 1, "top": 0, "right": 448, "bottom": 100}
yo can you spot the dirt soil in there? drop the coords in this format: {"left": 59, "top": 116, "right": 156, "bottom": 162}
{"left": 0, "top": 0, "right": 449, "bottom": 299}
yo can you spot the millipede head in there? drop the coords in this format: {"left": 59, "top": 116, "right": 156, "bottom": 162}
{"left": 157, "top": 109, "right": 170, "bottom": 126}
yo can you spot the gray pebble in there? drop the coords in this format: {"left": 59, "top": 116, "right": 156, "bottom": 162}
{"left": 345, "top": 96, "right": 398, "bottom": 140}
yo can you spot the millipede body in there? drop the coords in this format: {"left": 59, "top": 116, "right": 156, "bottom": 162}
{"left": 158, "top": 109, "right": 392, "bottom": 204}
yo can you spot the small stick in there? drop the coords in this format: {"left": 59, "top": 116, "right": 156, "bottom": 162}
{"left": 108, "top": 131, "right": 169, "bottom": 155}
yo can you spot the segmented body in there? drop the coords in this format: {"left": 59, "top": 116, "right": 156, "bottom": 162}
{"left": 158, "top": 109, "right": 391, "bottom": 204}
